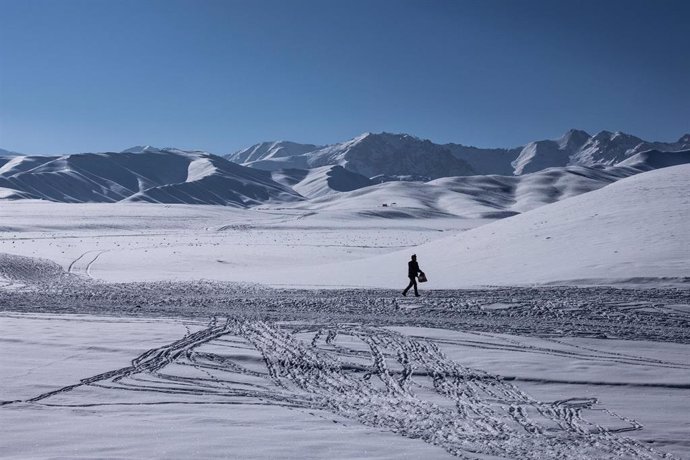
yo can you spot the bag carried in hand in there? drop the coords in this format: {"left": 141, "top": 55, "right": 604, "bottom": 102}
{"left": 417, "top": 272, "right": 428, "bottom": 283}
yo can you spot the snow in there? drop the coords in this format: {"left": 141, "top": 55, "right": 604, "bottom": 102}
{"left": 1, "top": 147, "right": 689, "bottom": 458}
{"left": 3, "top": 138, "right": 688, "bottom": 213}
{"left": 513, "top": 130, "right": 690, "bottom": 175}
{"left": 228, "top": 133, "right": 475, "bottom": 179}
{"left": 1, "top": 313, "right": 441, "bottom": 459}
{"left": 0, "top": 187, "right": 36, "bottom": 200}
{"left": 288, "top": 165, "right": 373, "bottom": 198}
{"left": 186, "top": 157, "right": 219, "bottom": 182}
{"left": 0, "top": 150, "right": 300, "bottom": 206}
{"left": 418, "top": 163, "right": 690, "bottom": 287}
{"left": 228, "top": 140, "right": 324, "bottom": 164}
{"left": 512, "top": 140, "right": 575, "bottom": 175}
{"left": 261, "top": 164, "right": 690, "bottom": 289}
{"left": 226, "top": 130, "right": 690, "bottom": 179}
{"left": 1, "top": 164, "right": 688, "bottom": 288}
{"left": 2, "top": 287, "right": 688, "bottom": 458}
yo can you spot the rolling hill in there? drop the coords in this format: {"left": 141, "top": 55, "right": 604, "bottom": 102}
{"left": 264, "top": 162, "right": 690, "bottom": 288}
{"left": 0, "top": 149, "right": 300, "bottom": 206}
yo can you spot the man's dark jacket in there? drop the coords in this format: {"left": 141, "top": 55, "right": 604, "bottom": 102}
{"left": 408, "top": 260, "right": 420, "bottom": 278}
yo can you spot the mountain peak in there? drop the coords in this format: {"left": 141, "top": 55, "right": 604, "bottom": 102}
{"left": 120, "top": 146, "right": 211, "bottom": 157}
{"left": 610, "top": 131, "right": 638, "bottom": 141}
{"left": 563, "top": 128, "right": 590, "bottom": 137}
{"left": 350, "top": 132, "right": 425, "bottom": 148}
{"left": 121, "top": 145, "right": 161, "bottom": 154}
{"left": 557, "top": 129, "right": 591, "bottom": 150}
{"left": 593, "top": 130, "right": 614, "bottom": 140}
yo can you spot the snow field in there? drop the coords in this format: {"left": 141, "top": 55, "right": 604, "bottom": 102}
{"left": 2, "top": 307, "right": 688, "bottom": 459}
{"left": 1, "top": 162, "right": 689, "bottom": 458}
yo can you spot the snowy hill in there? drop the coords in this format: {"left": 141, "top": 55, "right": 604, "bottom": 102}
{"left": 292, "top": 149, "right": 690, "bottom": 218}
{"left": 0, "top": 150, "right": 300, "bottom": 206}
{"left": 270, "top": 163, "right": 690, "bottom": 288}
{"left": 419, "top": 163, "right": 690, "bottom": 286}
{"left": 618, "top": 149, "right": 690, "bottom": 170}
{"left": 0, "top": 148, "right": 23, "bottom": 169}
{"left": 272, "top": 165, "right": 373, "bottom": 198}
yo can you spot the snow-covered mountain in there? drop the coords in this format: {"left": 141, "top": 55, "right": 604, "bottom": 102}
{"left": 443, "top": 144, "right": 521, "bottom": 176}
{"left": 231, "top": 130, "right": 690, "bottom": 178}
{"left": 226, "top": 141, "right": 323, "bottom": 166}
{"left": 0, "top": 148, "right": 23, "bottom": 170}
{"left": 2, "top": 131, "right": 688, "bottom": 212}
{"left": 0, "top": 149, "right": 300, "bottom": 206}
{"left": 513, "top": 130, "right": 690, "bottom": 174}
{"left": 511, "top": 129, "right": 591, "bottom": 174}
{"left": 306, "top": 133, "right": 475, "bottom": 179}
{"left": 121, "top": 145, "right": 164, "bottom": 154}
{"left": 229, "top": 133, "right": 475, "bottom": 180}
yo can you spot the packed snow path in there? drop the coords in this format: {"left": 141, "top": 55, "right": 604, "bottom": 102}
{"left": 2, "top": 268, "right": 689, "bottom": 458}
{"left": 2, "top": 274, "right": 688, "bottom": 345}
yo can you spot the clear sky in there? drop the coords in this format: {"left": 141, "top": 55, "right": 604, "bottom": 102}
{"left": 1, "top": 0, "right": 689, "bottom": 155}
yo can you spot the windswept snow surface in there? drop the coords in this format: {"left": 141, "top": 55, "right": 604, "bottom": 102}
{"left": 1, "top": 161, "right": 689, "bottom": 458}
{"left": 0, "top": 200, "right": 475, "bottom": 285}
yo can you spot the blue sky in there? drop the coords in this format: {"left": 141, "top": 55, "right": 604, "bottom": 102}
{"left": 1, "top": 0, "right": 689, "bottom": 155}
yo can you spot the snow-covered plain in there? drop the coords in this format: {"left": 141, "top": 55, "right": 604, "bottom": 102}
{"left": 1, "top": 164, "right": 689, "bottom": 458}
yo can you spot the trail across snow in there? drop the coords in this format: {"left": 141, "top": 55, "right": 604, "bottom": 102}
{"left": 3, "top": 318, "right": 678, "bottom": 459}
{"left": 1, "top": 267, "right": 689, "bottom": 458}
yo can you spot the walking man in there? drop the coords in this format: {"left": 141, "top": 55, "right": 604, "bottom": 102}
{"left": 403, "top": 254, "right": 423, "bottom": 297}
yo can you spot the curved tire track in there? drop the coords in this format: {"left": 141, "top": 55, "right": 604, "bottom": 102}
{"left": 67, "top": 250, "right": 107, "bottom": 278}
{"left": 7, "top": 320, "right": 675, "bottom": 459}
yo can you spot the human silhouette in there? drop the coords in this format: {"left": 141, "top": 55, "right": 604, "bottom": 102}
{"left": 402, "top": 254, "right": 423, "bottom": 297}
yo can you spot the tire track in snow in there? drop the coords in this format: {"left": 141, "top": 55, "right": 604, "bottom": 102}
{"left": 67, "top": 250, "right": 107, "bottom": 278}
{"left": 4, "top": 320, "right": 676, "bottom": 459}
{"left": 240, "top": 322, "right": 674, "bottom": 459}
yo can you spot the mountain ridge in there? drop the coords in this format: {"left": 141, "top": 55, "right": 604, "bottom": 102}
{"left": 0, "top": 149, "right": 300, "bottom": 206}
{"left": 2, "top": 132, "right": 688, "bottom": 213}
{"left": 227, "top": 129, "right": 690, "bottom": 177}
